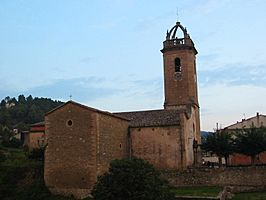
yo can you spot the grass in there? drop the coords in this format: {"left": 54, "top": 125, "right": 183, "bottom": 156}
{"left": 171, "top": 186, "right": 222, "bottom": 197}
{"left": 231, "top": 191, "right": 266, "bottom": 200}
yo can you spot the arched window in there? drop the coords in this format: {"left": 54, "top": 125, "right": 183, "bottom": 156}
{"left": 175, "top": 58, "right": 181, "bottom": 73}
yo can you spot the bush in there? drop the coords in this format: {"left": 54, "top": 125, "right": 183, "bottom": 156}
{"left": 0, "top": 150, "right": 6, "bottom": 162}
{"left": 91, "top": 157, "right": 175, "bottom": 200}
{"left": 27, "top": 147, "right": 45, "bottom": 161}
{"left": 2, "top": 138, "right": 22, "bottom": 148}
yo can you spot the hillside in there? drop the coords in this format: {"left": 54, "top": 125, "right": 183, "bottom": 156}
{"left": 201, "top": 131, "right": 213, "bottom": 137}
{"left": 0, "top": 95, "right": 63, "bottom": 131}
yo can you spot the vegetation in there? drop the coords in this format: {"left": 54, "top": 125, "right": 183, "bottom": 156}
{"left": 234, "top": 126, "right": 266, "bottom": 165}
{"left": 201, "top": 130, "right": 234, "bottom": 167}
{"left": 231, "top": 191, "right": 266, "bottom": 200}
{"left": 171, "top": 186, "right": 222, "bottom": 197}
{"left": 0, "top": 145, "right": 91, "bottom": 200}
{"left": 92, "top": 157, "right": 175, "bottom": 200}
{"left": 0, "top": 95, "right": 63, "bottom": 132}
{"left": 26, "top": 146, "right": 46, "bottom": 161}
{"left": 201, "top": 127, "right": 266, "bottom": 167}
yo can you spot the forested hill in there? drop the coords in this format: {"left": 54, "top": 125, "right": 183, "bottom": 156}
{"left": 0, "top": 95, "right": 64, "bottom": 131}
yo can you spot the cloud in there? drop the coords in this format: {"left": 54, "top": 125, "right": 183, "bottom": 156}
{"left": 198, "top": 54, "right": 218, "bottom": 62}
{"left": 198, "top": 63, "right": 266, "bottom": 87}
{"left": 0, "top": 77, "right": 123, "bottom": 102}
{"left": 85, "top": 76, "right": 164, "bottom": 112}
{"left": 0, "top": 75, "right": 164, "bottom": 111}
{"left": 28, "top": 77, "right": 123, "bottom": 102}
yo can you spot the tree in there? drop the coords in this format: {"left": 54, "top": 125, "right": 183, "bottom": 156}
{"left": 18, "top": 94, "right": 26, "bottom": 104}
{"left": 0, "top": 125, "right": 14, "bottom": 143}
{"left": 0, "top": 100, "right": 6, "bottom": 107}
{"left": 4, "top": 96, "right": 10, "bottom": 103}
{"left": 201, "top": 131, "right": 234, "bottom": 167}
{"left": 26, "top": 95, "right": 33, "bottom": 104}
{"left": 234, "top": 126, "right": 266, "bottom": 166}
{"left": 91, "top": 157, "right": 175, "bottom": 200}
{"left": 0, "top": 95, "right": 63, "bottom": 131}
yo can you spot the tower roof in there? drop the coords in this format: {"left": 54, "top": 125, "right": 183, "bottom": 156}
{"left": 161, "top": 21, "right": 197, "bottom": 54}
{"left": 166, "top": 21, "right": 188, "bottom": 40}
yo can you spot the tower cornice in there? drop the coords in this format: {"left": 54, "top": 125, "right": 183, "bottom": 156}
{"left": 161, "top": 45, "right": 198, "bottom": 55}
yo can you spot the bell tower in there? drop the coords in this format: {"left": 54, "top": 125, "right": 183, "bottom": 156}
{"left": 161, "top": 21, "right": 199, "bottom": 110}
{"left": 161, "top": 21, "right": 201, "bottom": 166}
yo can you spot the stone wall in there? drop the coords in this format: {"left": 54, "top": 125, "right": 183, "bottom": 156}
{"left": 163, "top": 166, "right": 266, "bottom": 187}
{"left": 44, "top": 103, "right": 97, "bottom": 199}
{"left": 23, "top": 131, "right": 45, "bottom": 150}
{"left": 163, "top": 49, "right": 198, "bottom": 108}
{"left": 44, "top": 102, "right": 129, "bottom": 199}
{"left": 130, "top": 126, "right": 182, "bottom": 170}
{"left": 96, "top": 113, "right": 129, "bottom": 176}
{"left": 180, "top": 106, "right": 201, "bottom": 168}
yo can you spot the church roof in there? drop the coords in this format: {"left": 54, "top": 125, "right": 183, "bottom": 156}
{"left": 31, "top": 121, "right": 45, "bottom": 127}
{"left": 45, "top": 101, "right": 129, "bottom": 121}
{"left": 114, "top": 109, "right": 181, "bottom": 128}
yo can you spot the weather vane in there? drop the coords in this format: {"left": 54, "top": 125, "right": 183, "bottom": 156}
{"left": 176, "top": 7, "right": 179, "bottom": 22}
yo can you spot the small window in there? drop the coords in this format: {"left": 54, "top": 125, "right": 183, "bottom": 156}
{"left": 175, "top": 57, "right": 181, "bottom": 73}
{"left": 67, "top": 120, "right": 73, "bottom": 127}
{"left": 119, "top": 143, "right": 122, "bottom": 148}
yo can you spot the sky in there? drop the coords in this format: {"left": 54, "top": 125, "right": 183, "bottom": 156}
{"left": 1, "top": 0, "right": 266, "bottom": 131}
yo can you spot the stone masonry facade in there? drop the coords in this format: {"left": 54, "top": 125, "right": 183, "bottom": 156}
{"left": 44, "top": 21, "right": 201, "bottom": 199}
{"left": 44, "top": 102, "right": 129, "bottom": 199}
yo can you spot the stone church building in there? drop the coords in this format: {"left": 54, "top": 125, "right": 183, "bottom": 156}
{"left": 44, "top": 21, "right": 201, "bottom": 199}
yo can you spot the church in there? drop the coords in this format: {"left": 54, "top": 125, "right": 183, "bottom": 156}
{"left": 44, "top": 21, "right": 201, "bottom": 199}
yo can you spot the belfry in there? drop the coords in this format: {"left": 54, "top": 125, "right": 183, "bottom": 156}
{"left": 161, "top": 21, "right": 201, "bottom": 147}
{"left": 161, "top": 21, "right": 199, "bottom": 110}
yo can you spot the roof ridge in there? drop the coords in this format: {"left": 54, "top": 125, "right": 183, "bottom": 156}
{"left": 46, "top": 100, "right": 129, "bottom": 121}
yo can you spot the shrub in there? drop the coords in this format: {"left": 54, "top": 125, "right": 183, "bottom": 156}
{"left": 0, "top": 150, "right": 6, "bottom": 162}
{"left": 91, "top": 157, "right": 175, "bottom": 200}
{"left": 27, "top": 147, "right": 45, "bottom": 161}
{"left": 2, "top": 137, "right": 22, "bottom": 148}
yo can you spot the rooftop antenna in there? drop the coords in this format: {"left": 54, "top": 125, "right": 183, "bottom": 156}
{"left": 69, "top": 94, "right": 72, "bottom": 101}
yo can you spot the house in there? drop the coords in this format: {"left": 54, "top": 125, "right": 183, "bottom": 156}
{"left": 224, "top": 112, "right": 266, "bottom": 166}
{"left": 23, "top": 121, "right": 46, "bottom": 150}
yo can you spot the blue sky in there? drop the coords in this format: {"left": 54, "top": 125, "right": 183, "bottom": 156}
{"left": 1, "top": 0, "right": 266, "bottom": 131}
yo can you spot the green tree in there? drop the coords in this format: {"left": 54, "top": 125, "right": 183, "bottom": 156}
{"left": 18, "top": 94, "right": 26, "bottom": 104}
{"left": 92, "top": 157, "right": 175, "bottom": 200}
{"left": 26, "top": 95, "right": 33, "bottom": 104}
{"left": 0, "top": 100, "right": 6, "bottom": 107}
{"left": 201, "top": 131, "right": 234, "bottom": 167}
{"left": 234, "top": 126, "right": 266, "bottom": 166}
{"left": 0, "top": 125, "right": 14, "bottom": 143}
{"left": 0, "top": 95, "right": 63, "bottom": 131}
{"left": 4, "top": 96, "right": 10, "bottom": 103}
